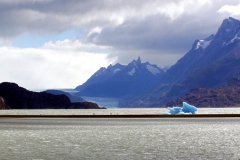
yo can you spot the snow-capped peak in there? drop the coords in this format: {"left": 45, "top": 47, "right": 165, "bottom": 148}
{"left": 146, "top": 65, "right": 161, "bottom": 75}
{"left": 130, "top": 57, "right": 141, "bottom": 69}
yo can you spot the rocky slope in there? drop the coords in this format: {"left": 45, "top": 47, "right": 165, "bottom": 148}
{"left": 75, "top": 63, "right": 125, "bottom": 91}
{"left": 119, "top": 17, "right": 240, "bottom": 107}
{"left": 0, "top": 82, "right": 104, "bottom": 109}
{"left": 166, "top": 77, "right": 240, "bottom": 107}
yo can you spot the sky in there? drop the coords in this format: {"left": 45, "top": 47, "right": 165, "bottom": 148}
{"left": 1, "top": 0, "right": 240, "bottom": 90}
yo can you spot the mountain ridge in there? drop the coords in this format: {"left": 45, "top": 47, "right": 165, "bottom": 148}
{"left": 75, "top": 57, "right": 166, "bottom": 98}
{"left": 119, "top": 17, "right": 240, "bottom": 107}
{"left": 166, "top": 77, "right": 240, "bottom": 107}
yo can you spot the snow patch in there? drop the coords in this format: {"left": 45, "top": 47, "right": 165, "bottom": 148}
{"left": 146, "top": 65, "right": 160, "bottom": 75}
{"left": 196, "top": 39, "right": 211, "bottom": 49}
{"left": 128, "top": 68, "right": 135, "bottom": 76}
{"left": 132, "top": 62, "right": 138, "bottom": 69}
{"left": 196, "top": 40, "right": 204, "bottom": 49}
{"left": 113, "top": 68, "right": 121, "bottom": 73}
{"left": 195, "top": 35, "right": 214, "bottom": 50}
{"left": 225, "top": 33, "right": 240, "bottom": 45}
{"left": 230, "top": 34, "right": 240, "bottom": 43}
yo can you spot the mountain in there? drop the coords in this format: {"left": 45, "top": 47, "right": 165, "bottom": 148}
{"left": 75, "top": 57, "right": 166, "bottom": 98}
{"left": 0, "top": 82, "right": 104, "bottom": 109}
{"left": 166, "top": 77, "right": 240, "bottom": 107}
{"left": 119, "top": 17, "right": 240, "bottom": 107}
{"left": 75, "top": 63, "right": 125, "bottom": 91}
{"left": 45, "top": 89, "right": 85, "bottom": 102}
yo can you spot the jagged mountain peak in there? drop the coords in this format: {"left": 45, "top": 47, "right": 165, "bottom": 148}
{"left": 123, "top": 57, "right": 164, "bottom": 76}
{"left": 136, "top": 56, "right": 141, "bottom": 63}
{"left": 192, "top": 17, "right": 240, "bottom": 50}
{"left": 133, "top": 56, "right": 141, "bottom": 63}
{"left": 125, "top": 57, "right": 142, "bottom": 74}
{"left": 129, "top": 57, "right": 141, "bottom": 66}
{"left": 118, "top": 17, "right": 240, "bottom": 107}
{"left": 75, "top": 57, "right": 165, "bottom": 97}
{"left": 222, "top": 17, "right": 240, "bottom": 27}
{"left": 106, "top": 63, "right": 124, "bottom": 70}
{"left": 214, "top": 17, "right": 240, "bottom": 46}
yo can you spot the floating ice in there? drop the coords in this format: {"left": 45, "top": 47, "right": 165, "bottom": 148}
{"left": 168, "top": 107, "right": 182, "bottom": 114}
{"left": 163, "top": 102, "right": 197, "bottom": 115}
{"left": 182, "top": 102, "right": 197, "bottom": 114}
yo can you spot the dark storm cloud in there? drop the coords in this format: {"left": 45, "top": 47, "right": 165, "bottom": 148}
{"left": 1, "top": 0, "right": 240, "bottom": 66}
{"left": 0, "top": 0, "right": 215, "bottom": 37}
{"left": 83, "top": 0, "right": 240, "bottom": 66}
{"left": 0, "top": 0, "right": 160, "bottom": 38}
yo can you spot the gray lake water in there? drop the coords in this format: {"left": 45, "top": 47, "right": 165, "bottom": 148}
{"left": 1, "top": 109, "right": 240, "bottom": 160}
{"left": 81, "top": 96, "right": 121, "bottom": 108}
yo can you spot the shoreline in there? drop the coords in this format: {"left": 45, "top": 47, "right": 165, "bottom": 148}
{"left": 1, "top": 114, "right": 240, "bottom": 118}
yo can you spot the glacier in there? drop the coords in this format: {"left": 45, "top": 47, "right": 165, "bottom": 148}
{"left": 146, "top": 65, "right": 160, "bottom": 75}
{"left": 227, "top": 33, "right": 240, "bottom": 45}
{"left": 162, "top": 102, "right": 197, "bottom": 115}
{"left": 128, "top": 67, "right": 136, "bottom": 76}
{"left": 113, "top": 68, "right": 121, "bottom": 73}
{"left": 195, "top": 34, "right": 214, "bottom": 50}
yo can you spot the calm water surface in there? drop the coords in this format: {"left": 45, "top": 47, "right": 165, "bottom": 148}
{"left": 1, "top": 116, "right": 240, "bottom": 160}
{"left": 81, "top": 96, "right": 121, "bottom": 108}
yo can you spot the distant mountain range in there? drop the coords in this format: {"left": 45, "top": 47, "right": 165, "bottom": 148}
{"left": 74, "top": 17, "right": 240, "bottom": 108}
{"left": 75, "top": 57, "right": 166, "bottom": 98}
{"left": 119, "top": 17, "right": 240, "bottom": 107}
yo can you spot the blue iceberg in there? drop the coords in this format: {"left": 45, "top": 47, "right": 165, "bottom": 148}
{"left": 168, "top": 107, "right": 182, "bottom": 114}
{"left": 163, "top": 102, "right": 197, "bottom": 115}
{"left": 182, "top": 102, "right": 197, "bottom": 114}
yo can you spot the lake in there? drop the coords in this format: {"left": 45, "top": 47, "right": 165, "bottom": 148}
{"left": 81, "top": 96, "right": 121, "bottom": 108}
{"left": 1, "top": 108, "right": 240, "bottom": 159}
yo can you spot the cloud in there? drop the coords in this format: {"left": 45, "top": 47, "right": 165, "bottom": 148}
{"left": 82, "top": 0, "right": 240, "bottom": 66}
{"left": 0, "top": 43, "right": 113, "bottom": 90}
{"left": 156, "top": 0, "right": 212, "bottom": 20}
{"left": 218, "top": 4, "right": 240, "bottom": 17}
{"left": 0, "top": 0, "right": 218, "bottom": 39}
{"left": 43, "top": 39, "right": 110, "bottom": 53}
{"left": 1, "top": 0, "right": 240, "bottom": 89}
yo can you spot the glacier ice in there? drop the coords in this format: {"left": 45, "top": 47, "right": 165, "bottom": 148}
{"left": 163, "top": 102, "right": 197, "bottom": 115}
{"left": 195, "top": 34, "right": 214, "bottom": 49}
{"left": 146, "top": 65, "right": 160, "bottom": 75}
{"left": 227, "top": 33, "right": 240, "bottom": 45}
{"left": 128, "top": 67, "right": 136, "bottom": 76}
{"left": 113, "top": 68, "right": 121, "bottom": 73}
